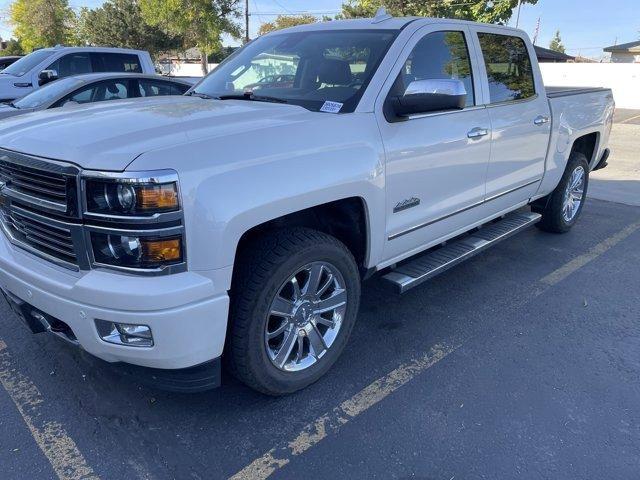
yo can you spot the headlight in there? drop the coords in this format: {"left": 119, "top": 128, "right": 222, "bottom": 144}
{"left": 85, "top": 180, "right": 179, "bottom": 215}
{"left": 91, "top": 232, "right": 183, "bottom": 270}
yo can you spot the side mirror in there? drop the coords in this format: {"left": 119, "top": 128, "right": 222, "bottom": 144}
{"left": 391, "top": 79, "right": 467, "bottom": 116}
{"left": 38, "top": 69, "right": 58, "bottom": 86}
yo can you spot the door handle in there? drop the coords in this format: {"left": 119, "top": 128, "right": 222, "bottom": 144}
{"left": 467, "top": 127, "right": 489, "bottom": 139}
{"left": 534, "top": 115, "right": 550, "bottom": 126}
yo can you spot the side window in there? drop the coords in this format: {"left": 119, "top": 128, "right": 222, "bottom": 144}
{"left": 57, "top": 80, "right": 130, "bottom": 107}
{"left": 138, "top": 79, "right": 179, "bottom": 97}
{"left": 403, "top": 31, "right": 475, "bottom": 107}
{"left": 477, "top": 33, "right": 536, "bottom": 103}
{"left": 171, "top": 83, "right": 190, "bottom": 95}
{"left": 92, "top": 53, "right": 142, "bottom": 73}
{"left": 48, "top": 53, "right": 92, "bottom": 78}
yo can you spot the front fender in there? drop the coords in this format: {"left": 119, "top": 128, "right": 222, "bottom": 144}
{"left": 129, "top": 112, "right": 386, "bottom": 289}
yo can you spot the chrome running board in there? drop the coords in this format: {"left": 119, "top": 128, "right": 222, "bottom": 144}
{"left": 382, "top": 211, "right": 542, "bottom": 294}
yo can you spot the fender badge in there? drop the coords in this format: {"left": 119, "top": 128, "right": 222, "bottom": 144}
{"left": 394, "top": 197, "right": 420, "bottom": 213}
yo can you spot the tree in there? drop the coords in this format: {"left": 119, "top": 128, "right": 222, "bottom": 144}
{"left": 258, "top": 15, "right": 318, "bottom": 36}
{"left": 549, "top": 30, "right": 566, "bottom": 53}
{"left": 76, "top": 0, "right": 182, "bottom": 58}
{"left": 341, "top": 0, "right": 538, "bottom": 25}
{"left": 0, "top": 39, "right": 24, "bottom": 56}
{"left": 9, "top": 0, "right": 76, "bottom": 52}
{"left": 140, "top": 0, "right": 241, "bottom": 74}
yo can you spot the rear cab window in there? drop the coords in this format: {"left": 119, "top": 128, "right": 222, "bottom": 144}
{"left": 92, "top": 53, "right": 143, "bottom": 73}
{"left": 477, "top": 32, "right": 536, "bottom": 103}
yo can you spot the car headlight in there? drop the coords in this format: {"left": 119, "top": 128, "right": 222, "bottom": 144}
{"left": 85, "top": 179, "right": 179, "bottom": 215}
{"left": 91, "top": 232, "right": 183, "bottom": 269}
{"left": 81, "top": 171, "right": 186, "bottom": 274}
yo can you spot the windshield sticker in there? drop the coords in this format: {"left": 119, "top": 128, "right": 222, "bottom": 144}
{"left": 320, "top": 101, "right": 343, "bottom": 114}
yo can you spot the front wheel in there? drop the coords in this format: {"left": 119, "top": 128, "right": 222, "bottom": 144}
{"left": 536, "top": 152, "right": 590, "bottom": 233}
{"left": 227, "top": 228, "right": 361, "bottom": 395}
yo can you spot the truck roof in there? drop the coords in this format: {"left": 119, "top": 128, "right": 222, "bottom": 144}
{"left": 273, "top": 14, "right": 526, "bottom": 35}
{"left": 35, "top": 45, "right": 149, "bottom": 55}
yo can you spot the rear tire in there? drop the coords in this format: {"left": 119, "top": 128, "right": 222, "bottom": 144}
{"left": 535, "top": 152, "right": 590, "bottom": 233}
{"left": 227, "top": 227, "right": 361, "bottom": 395}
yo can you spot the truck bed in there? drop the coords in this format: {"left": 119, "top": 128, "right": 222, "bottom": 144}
{"left": 546, "top": 86, "right": 611, "bottom": 98}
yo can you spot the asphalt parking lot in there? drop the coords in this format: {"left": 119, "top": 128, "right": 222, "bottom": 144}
{"left": 1, "top": 116, "right": 639, "bottom": 480}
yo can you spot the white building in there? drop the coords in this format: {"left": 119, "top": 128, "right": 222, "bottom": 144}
{"left": 604, "top": 40, "right": 640, "bottom": 63}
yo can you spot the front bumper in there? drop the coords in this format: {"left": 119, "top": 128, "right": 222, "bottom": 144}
{"left": 0, "top": 232, "right": 230, "bottom": 373}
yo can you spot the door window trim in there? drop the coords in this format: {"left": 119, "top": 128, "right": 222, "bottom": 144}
{"left": 470, "top": 26, "right": 542, "bottom": 107}
{"left": 376, "top": 25, "right": 484, "bottom": 124}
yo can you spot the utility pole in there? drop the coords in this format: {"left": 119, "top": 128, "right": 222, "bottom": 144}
{"left": 245, "top": 0, "right": 250, "bottom": 43}
{"left": 515, "top": 0, "right": 522, "bottom": 28}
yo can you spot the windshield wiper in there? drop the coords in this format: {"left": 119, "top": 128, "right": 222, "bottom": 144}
{"left": 186, "top": 91, "right": 215, "bottom": 99}
{"left": 7, "top": 102, "right": 18, "bottom": 109}
{"left": 217, "top": 92, "right": 288, "bottom": 104}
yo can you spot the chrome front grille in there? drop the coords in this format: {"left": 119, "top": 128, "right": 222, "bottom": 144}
{"left": 0, "top": 149, "right": 82, "bottom": 270}
{"left": 0, "top": 159, "right": 68, "bottom": 208}
{"left": 0, "top": 206, "right": 78, "bottom": 268}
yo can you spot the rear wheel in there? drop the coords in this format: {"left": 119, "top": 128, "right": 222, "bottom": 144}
{"left": 535, "top": 152, "right": 589, "bottom": 233}
{"left": 228, "top": 227, "right": 360, "bottom": 395}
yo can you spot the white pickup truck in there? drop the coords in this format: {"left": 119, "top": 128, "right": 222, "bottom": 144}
{"left": 0, "top": 15, "right": 614, "bottom": 395}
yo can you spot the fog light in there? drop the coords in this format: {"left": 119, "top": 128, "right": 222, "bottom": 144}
{"left": 95, "top": 319, "right": 153, "bottom": 347}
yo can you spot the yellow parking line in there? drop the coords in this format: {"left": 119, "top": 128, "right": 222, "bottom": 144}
{"left": 229, "top": 343, "right": 458, "bottom": 480}
{"left": 539, "top": 221, "right": 640, "bottom": 287}
{"left": 0, "top": 339, "right": 100, "bottom": 480}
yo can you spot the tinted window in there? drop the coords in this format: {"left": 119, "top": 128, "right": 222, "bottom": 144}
{"left": 1, "top": 50, "right": 54, "bottom": 76}
{"left": 13, "top": 77, "right": 85, "bottom": 109}
{"left": 93, "top": 53, "right": 142, "bottom": 73}
{"left": 478, "top": 33, "right": 535, "bottom": 103}
{"left": 402, "top": 31, "right": 474, "bottom": 107}
{"left": 58, "top": 79, "right": 131, "bottom": 106}
{"left": 138, "top": 79, "right": 188, "bottom": 97}
{"left": 48, "top": 53, "right": 92, "bottom": 78}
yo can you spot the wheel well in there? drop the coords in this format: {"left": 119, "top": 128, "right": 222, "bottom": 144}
{"left": 571, "top": 133, "right": 599, "bottom": 165}
{"left": 234, "top": 197, "right": 369, "bottom": 272}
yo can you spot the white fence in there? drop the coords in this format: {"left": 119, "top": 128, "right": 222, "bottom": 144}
{"left": 157, "top": 61, "right": 218, "bottom": 78}
{"left": 540, "top": 63, "right": 640, "bottom": 109}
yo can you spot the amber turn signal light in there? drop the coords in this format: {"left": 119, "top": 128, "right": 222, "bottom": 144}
{"left": 141, "top": 238, "right": 182, "bottom": 263}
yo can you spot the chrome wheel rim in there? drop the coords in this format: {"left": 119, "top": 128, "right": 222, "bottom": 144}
{"left": 562, "top": 165, "right": 586, "bottom": 222}
{"left": 265, "top": 261, "right": 347, "bottom": 372}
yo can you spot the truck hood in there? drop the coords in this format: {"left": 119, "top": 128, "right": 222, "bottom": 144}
{"left": 0, "top": 96, "right": 310, "bottom": 171}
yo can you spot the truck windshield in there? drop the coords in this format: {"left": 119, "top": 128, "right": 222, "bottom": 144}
{"left": 1, "top": 49, "right": 54, "bottom": 77}
{"left": 190, "top": 30, "right": 397, "bottom": 113}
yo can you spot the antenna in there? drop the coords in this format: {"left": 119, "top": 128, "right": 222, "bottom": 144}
{"left": 372, "top": 7, "right": 393, "bottom": 23}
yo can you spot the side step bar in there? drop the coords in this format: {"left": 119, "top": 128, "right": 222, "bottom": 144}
{"left": 382, "top": 211, "right": 542, "bottom": 294}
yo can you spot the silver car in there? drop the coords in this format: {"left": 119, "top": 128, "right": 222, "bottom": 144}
{"left": 0, "top": 73, "right": 195, "bottom": 120}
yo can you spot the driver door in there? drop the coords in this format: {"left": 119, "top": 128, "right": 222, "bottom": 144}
{"left": 376, "top": 25, "right": 492, "bottom": 263}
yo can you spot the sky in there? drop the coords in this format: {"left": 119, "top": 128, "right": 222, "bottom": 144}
{"left": 0, "top": 0, "right": 637, "bottom": 60}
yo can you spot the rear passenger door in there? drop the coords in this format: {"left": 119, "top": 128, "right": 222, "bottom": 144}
{"left": 471, "top": 27, "right": 551, "bottom": 212}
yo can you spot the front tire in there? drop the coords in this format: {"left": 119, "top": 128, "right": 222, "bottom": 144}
{"left": 228, "top": 227, "right": 361, "bottom": 395}
{"left": 536, "top": 152, "right": 590, "bottom": 233}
